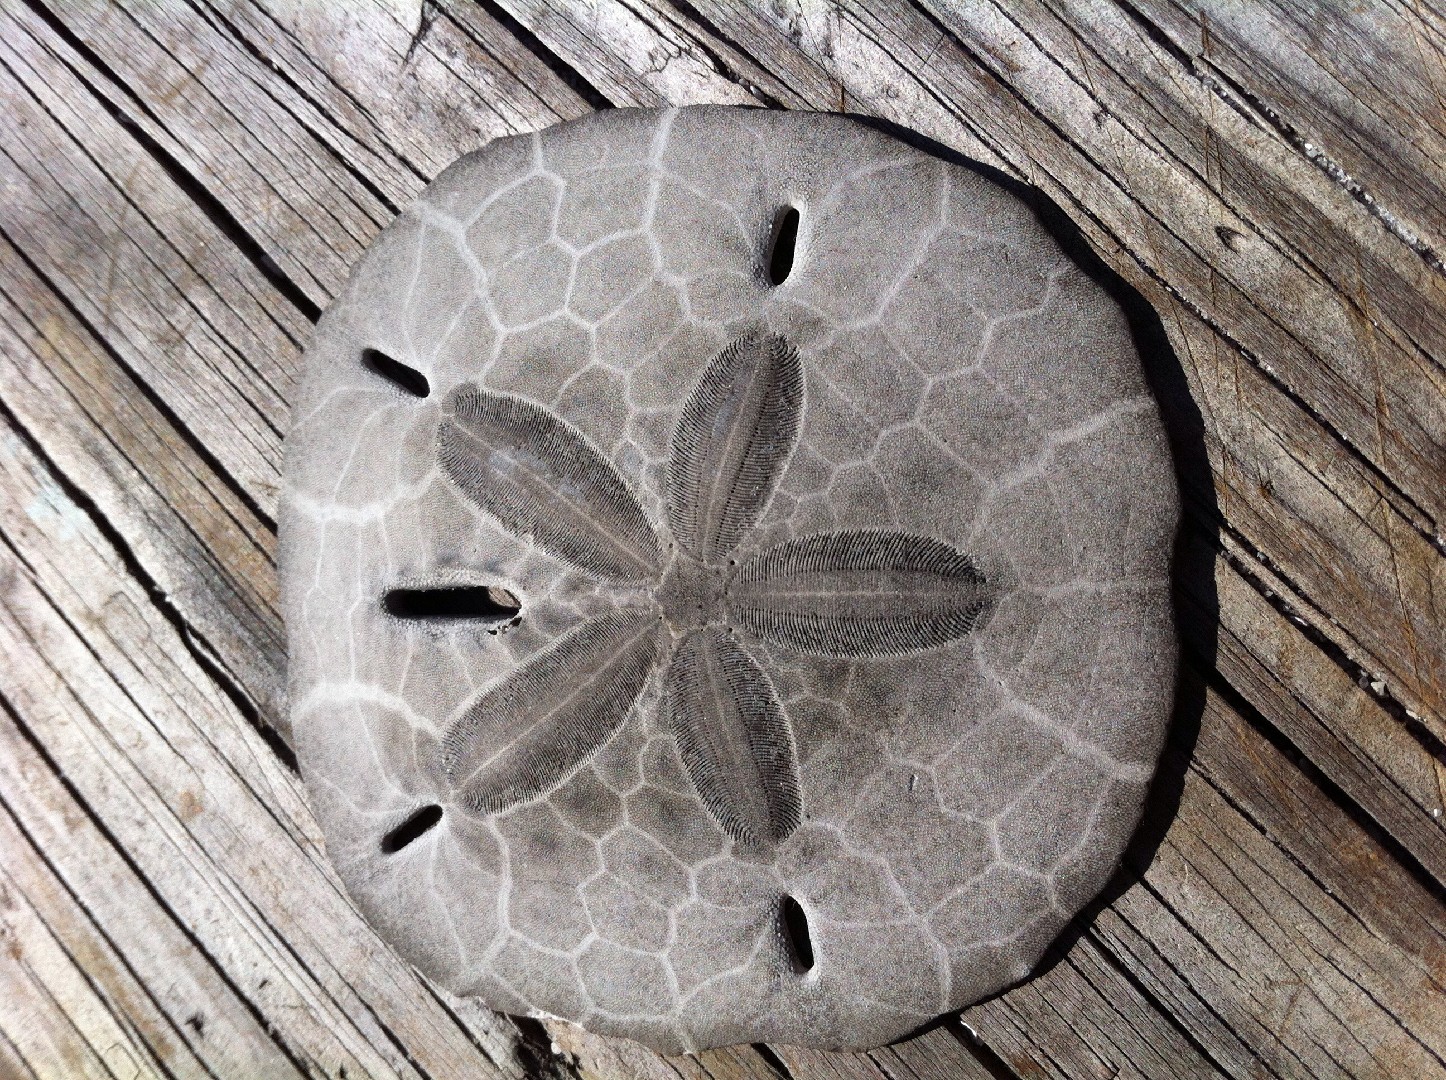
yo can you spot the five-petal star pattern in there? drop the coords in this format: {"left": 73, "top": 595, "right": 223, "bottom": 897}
{"left": 430, "top": 329, "right": 996, "bottom": 847}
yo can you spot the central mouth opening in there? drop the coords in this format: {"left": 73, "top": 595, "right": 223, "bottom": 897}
{"left": 658, "top": 554, "right": 732, "bottom": 632}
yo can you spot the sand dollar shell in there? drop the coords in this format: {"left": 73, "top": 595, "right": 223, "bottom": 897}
{"left": 280, "top": 105, "right": 1179, "bottom": 1052}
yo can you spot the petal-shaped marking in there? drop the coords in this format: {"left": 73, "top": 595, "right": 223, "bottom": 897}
{"left": 667, "top": 331, "right": 803, "bottom": 562}
{"left": 438, "top": 385, "right": 661, "bottom": 582}
{"left": 730, "top": 531, "right": 995, "bottom": 657}
{"left": 666, "top": 629, "right": 801, "bottom": 847}
{"left": 443, "top": 610, "right": 661, "bottom": 813}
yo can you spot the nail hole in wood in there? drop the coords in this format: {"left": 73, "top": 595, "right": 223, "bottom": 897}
{"left": 381, "top": 804, "right": 442, "bottom": 853}
{"left": 383, "top": 586, "right": 520, "bottom": 621}
{"left": 781, "top": 893, "right": 814, "bottom": 973}
{"left": 362, "top": 348, "right": 430, "bottom": 398}
{"left": 767, "top": 206, "right": 800, "bottom": 286}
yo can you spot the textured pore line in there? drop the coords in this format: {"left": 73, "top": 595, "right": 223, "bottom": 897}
{"left": 730, "top": 530, "right": 995, "bottom": 657}
{"left": 442, "top": 610, "right": 661, "bottom": 813}
{"left": 667, "top": 332, "right": 804, "bottom": 563}
{"left": 438, "top": 385, "right": 662, "bottom": 582}
{"left": 667, "top": 628, "right": 801, "bottom": 847}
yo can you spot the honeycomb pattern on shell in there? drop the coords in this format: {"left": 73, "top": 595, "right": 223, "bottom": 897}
{"left": 279, "top": 106, "right": 1180, "bottom": 1052}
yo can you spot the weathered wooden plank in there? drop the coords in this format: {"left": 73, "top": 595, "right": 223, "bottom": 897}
{"left": 0, "top": 754, "right": 288, "bottom": 1080}
{"left": 0, "top": 916, "right": 120, "bottom": 1080}
{"left": 499, "top": 0, "right": 849, "bottom": 111}
{"left": 872, "top": 1030, "right": 1003, "bottom": 1080}
{"left": 759, "top": 1026, "right": 1007, "bottom": 1080}
{"left": 0, "top": 412, "right": 526, "bottom": 1080}
{"left": 1197, "top": 357, "right": 1446, "bottom": 739}
{"left": 545, "top": 1022, "right": 778, "bottom": 1080}
{"left": 967, "top": 939, "right": 1223, "bottom": 1079}
{"left": 1202, "top": 532, "right": 1446, "bottom": 884}
{"left": 1136, "top": 0, "right": 1446, "bottom": 256}
{"left": 0, "top": 228, "right": 285, "bottom": 733}
{"left": 770, "top": 1047, "right": 897, "bottom": 1080}
{"left": 455, "top": 0, "right": 671, "bottom": 106}
{"left": 603, "top": 0, "right": 832, "bottom": 108}
{"left": 549, "top": 1010, "right": 1008, "bottom": 1079}
{"left": 0, "top": 869, "right": 174, "bottom": 1080}
{"left": 0, "top": 1026, "right": 40, "bottom": 1080}
{"left": 0, "top": 716, "right": 309, "bottom": 1077}
{"left": 233, "top": 0, "right": 590, "bottom": 175}
{"left": 1098, "top": 689, "right": 1446, "bottom": 1080}
{"left": 1174, "top": 272, "right": 1446, "bottom": 741}
{"left": 0, "top": 4, "right": 304, "bottom": 512}
{"left": 34, "top": 0, "right": 593, "bottom": 308}
{"left": 17, "top": 0, "right": 389, "bottom": 307}
{"left": 1196, "top": 698, "right": 1446, "bottom": 1007}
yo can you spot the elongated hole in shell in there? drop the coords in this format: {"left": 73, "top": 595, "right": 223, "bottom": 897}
{"left": 383, "top": 586, "right": 520, "bottom": 621}
{"left": 361, "top": 347, "right": 430, "bottom": 398}
{"left": 380, "top": 805, "right": 442, "bottom": 853}
{"left": 767, "top": 206, "right": 800, "bottom": 285}
{"left": 781, "top": 894, "right": 814, "bottom": 973}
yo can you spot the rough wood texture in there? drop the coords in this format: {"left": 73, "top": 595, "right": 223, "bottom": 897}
{"left": 0, "top": 0, "right": 1441, "bottom": 1077}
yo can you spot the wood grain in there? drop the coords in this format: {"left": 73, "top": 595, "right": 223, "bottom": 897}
{"left": 0, "top": 0, "right": 1441, "bottom": 1077}
{"left": 0, "top": 708, "right": 303, "bottom": 1078}
{"left": 0, "top": 409, "right": 527, "bottom": 1079}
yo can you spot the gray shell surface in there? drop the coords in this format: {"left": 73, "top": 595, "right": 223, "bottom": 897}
{"left": 279, "top": 106, "right": 1180, "bottom": 1052}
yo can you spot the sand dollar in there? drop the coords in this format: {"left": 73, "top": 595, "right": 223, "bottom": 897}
{"left": 280, "top": 106, "right": 1179, "bottom": 1052}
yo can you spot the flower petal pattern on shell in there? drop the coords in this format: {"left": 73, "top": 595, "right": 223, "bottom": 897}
{"left": 666, "top": 628, "right": 801, "bottom": 847}
{"left": 438, "top": 385, "right": 662, "bottom": 582}
{"left": 442, "top": 610, "right": 662, "bottom": 813}
{"left": 729, "top": 530, "right": 996, "bottom": 657}
{"left": 431, "top": 340, "right": 993, "bottom": 836}
{"left": 667, "top": 331, "right": 804, "bottom": 562}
